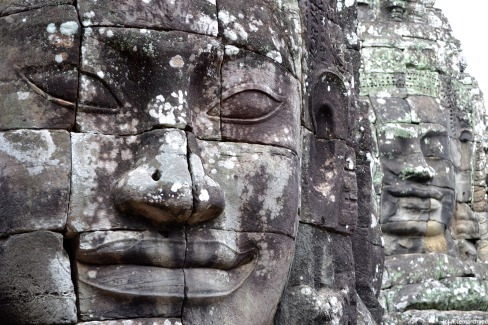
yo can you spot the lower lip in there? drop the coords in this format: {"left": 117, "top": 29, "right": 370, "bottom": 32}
{"left": 77, "top": 258, "right": 256, "bottom": 301}
{"left": 397, "top": 197, "right": 441, "bottom": 210}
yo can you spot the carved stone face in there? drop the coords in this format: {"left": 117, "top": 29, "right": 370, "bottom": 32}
{"left": 358, "top": 0, "right": 479, "bottom": 255}
{"left": 375, "top": 99, "right": 456, "bottom": 254}
{"left": 0, "top": 1, "right": 302, "bottom": 323}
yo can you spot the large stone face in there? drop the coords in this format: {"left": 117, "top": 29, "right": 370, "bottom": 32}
{"left": 359, "top": 0, "right": 488, "bottom": 321}
{"left": 0, "top": 0, "right": 385, "bottom": 324}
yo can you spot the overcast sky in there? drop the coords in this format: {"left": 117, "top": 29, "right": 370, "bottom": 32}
{"left": 435, "top": 0, "right": 487, "bottom": 104}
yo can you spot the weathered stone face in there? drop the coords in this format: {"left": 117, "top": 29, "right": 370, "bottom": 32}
{"left": 0, "top": 0, "right": 383, "bottom": 324}
{"left": 359, "top": 0, "right": 488, "bottom": 322}
{"left": 359, "top": 0, "right": 488, "bottom": 257}
{"left": 58, "top": 1, "right": 301, "bottom": 323}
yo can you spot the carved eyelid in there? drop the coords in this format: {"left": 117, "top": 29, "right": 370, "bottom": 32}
{"left": 78, "top": 71, "right": 126, "bottom": 114}
{"left": 217, "top": 83, "right": 285, "bottom": 124}
{"left": 221, "top": 83, "right": 284, "bottom": 102}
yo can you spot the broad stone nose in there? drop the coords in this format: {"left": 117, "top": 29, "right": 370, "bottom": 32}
{"left": 112, "top": 132, "right": 224, "bottom": 226}
{"left": 399, "top": 159, "right": 436, "bottom": 183}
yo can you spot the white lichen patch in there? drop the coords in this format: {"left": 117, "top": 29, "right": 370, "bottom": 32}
{"left": 60, "top": 21, "right": 79, "bottom": 35}
{"left": 199, "top": 189, "right": 210, "bottom": 202}
{"left": 192, "top": 14, "right": 218, "bottom": 37}
{"left": 16, "top": 91, "right": 30, "bottom": 100}
{"left": 0, "top": 130, "right": 60, "bottom": 176}
{"left": 169, "top": 55, "right": 185, "bottom": 68}
{"left": 46, "top": 23, "right": 57, "bottom": 33}
{"left": 55, "top": 53, "right": 65, "bottom": 63}
{"left": 171, "top": 182, "right": 183, "bottom": 193}
{"left": 266, "top": 50, "right": 283, "bottom": 64}
{"left": 225, "top": 45, "right": 240, "bottom": 56}
{"left": 148, "top": 91, "right": 188, "bottom": 127}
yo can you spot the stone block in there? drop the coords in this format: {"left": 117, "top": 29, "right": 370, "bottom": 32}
{"left": 79, "top": 319, "right": 182, "bottom": 325}
{"left": 183, "top": 231, "right": 295, "bottom": 325}
{"left": 370, "top": 96, "right": 411, "bottom": 123}
{"left": 274, "top": 223, "right": 350, "bottom": 325}
{"left": 77, "top": 262, "right": 184, "bottom": 321}
{"left": 453, "top": 203, "right": 479, "bottom": 240}
{"left": 0, "top": 129, "right": 71, "bottom": 235}
{"left": 0, "top": 231, "right": 77, "bottom": 324}
{"left": 407, "top": 95, "right": 449, "bottom": 126}
{"left": 221, "top": 48, "right": 300, "bottom": 153}
{"left": 301, "top": 130, "right": 358, "bottom": 234}
{"left": 78, "top": 0, "right": 217, "bottom": 36}
{"left": 0, "top": 1, "right": 73, "bottom": 16}
{"left": 455, "top": 170, "right": 472, "bottom": 202}
{"left": 194, "top": 138, "right": 299, "bottom": 236}
{"left": 0, "top": 5, "right": 79, "bottom": 130}
{"left": 68, "top": 129, "right": 192, "bottom": 234}
{"left": 217, "top": 0, "right": 302, "bottom": 77}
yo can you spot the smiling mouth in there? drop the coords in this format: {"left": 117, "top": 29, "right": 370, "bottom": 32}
{"left": 76, "top": 230, "right": 257, "bottom": 301}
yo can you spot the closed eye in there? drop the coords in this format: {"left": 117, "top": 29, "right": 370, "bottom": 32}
{"left": 219, "top": 83, "right": 284, "bottom": 124}
{"left": 77, "top": 71, "right": 124, "bottom": 115}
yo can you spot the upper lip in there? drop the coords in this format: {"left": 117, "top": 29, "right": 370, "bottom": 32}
{"left": 76, "top": 230, "right": 256, "bottom": 270}
{"left": 384, "top": 185, "right": 443, "bottom": 200}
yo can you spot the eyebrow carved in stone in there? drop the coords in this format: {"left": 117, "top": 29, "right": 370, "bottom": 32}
{"left": 14, "top": 65, "right": 76, "bottom": 109}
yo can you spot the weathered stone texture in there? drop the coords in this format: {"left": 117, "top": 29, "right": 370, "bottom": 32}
{"left": 0, "top": 231, "right": 77, "bottom": 324}
{"left": 78, "top": 0, "right": 217, "bottom": 36}
{"left": 359, "top": 0, "right": 488, "bottom": 322}
{"left": 0, "top": 5, "right": 79, "bottom": 130}
{"left": 0, "top": 129, "right": 71, "bottom": 236}
{"left": 79, "top": 320, "right": 182, "bottom": 325}
{"left": 0, "top": 0, "right": 385, "bottom": 324}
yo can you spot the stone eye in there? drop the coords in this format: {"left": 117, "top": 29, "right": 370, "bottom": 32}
{"left": 77, "top": 73, "right": 121, "bottom": 114}
{"left": 14, "top": 65, "right": 77, "bottom": 109}
{"left": 221, "top": 85, "right": 283, "bottom": 124}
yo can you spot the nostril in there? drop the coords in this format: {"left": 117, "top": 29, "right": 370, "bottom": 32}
{"left": 151, "top": 169, "right": 161, "bottom": 181}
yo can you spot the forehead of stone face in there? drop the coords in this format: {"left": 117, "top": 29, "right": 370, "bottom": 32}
{"left": 370, "top": 96, "right": 412, "bottom": 123}
{"left": 78, "top": 0, "right": 302, "bottom": 77}
{"left": 406, "top": 96, "right": 449, "bottom": 127}
{"left": 0, "top": 5, "right": 80, "bottom": 130}
{"left": 78, "top": 0, "right": 218, "bottom": 36}
{"left": 218, "top": 0, "right": 302, "bottom": 77}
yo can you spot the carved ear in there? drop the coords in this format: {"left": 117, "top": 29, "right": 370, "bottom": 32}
{"left": 310, "top": 72, "right": 348, "bottom": 140}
